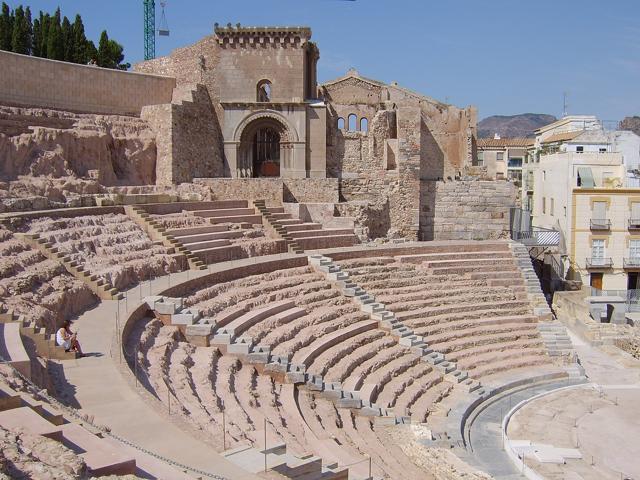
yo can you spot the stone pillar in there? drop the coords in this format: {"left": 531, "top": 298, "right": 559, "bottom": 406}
{"left": 307, "top": 103, "right": 327, "bottom": 178}
{"left": 281, "top": 143, "right": 307, "bottom": 178}
{"left": 390, "top": 106, "right": 422, "bottom": 240}
{"left": 224, "top": 142, "right": 239, "bottom": 178}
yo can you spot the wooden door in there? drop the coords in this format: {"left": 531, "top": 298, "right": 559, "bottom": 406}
{"left": 590, "top": 273, "right": 603, "bottom": 290}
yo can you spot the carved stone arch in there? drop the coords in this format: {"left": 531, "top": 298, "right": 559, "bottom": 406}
{"left": 233, "top": 110, "right": 299, "bottom": 143}
{"left": 233, "top": 110, "right": 300, "bottom": 178}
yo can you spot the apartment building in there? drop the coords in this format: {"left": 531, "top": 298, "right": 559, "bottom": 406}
{"left": 528, "top": 116, "right": 640, "bottom": 290}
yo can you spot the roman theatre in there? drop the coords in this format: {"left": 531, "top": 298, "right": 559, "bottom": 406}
{"left": 0, "top": 23, "right": 638, "bottom": 480}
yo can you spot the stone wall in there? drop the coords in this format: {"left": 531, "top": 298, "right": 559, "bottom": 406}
{"left": 392, "top": 107, "right": 422, "bottom": 239}
{"left": 283, "top": 178, "right": 339, "bottom": 203}
{"left": 420, "top": 180, "right": 516, "bottom": 241}
{"left": 142, "top": 85, "right": 225, "bottom": 186}
{"left": 0, "top": 50, "right": 175, "bottom": 115}
{"left": 0, "top": 105, "right": 156, "bottom": 186}
{"left": 193, "top": 178, "right": 283, "bottom": 206}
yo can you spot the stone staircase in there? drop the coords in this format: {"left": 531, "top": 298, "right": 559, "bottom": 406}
{"left": 17, "top": 233, "right": 123, "bottom": 301}
{"left": 509, "top": 241, "right": 553, "bottom": 319}
{"left": 222, "top": 442, "right": 349, "bottom": 479}
{"left": 0, "top": 306, "right": 77, "bottom": 360}
{"left": 537, "top": 321, "right": 575, "bottom": 357}
{"left": 253, "top": 200, "right": 304, "bottom": 254}
{"left": 308, "top": 254, "right": 486, "bottom": 400}
{"left": 253, "top": 199, "right": 359, "bottom": 253}
{"left": 143, "top": 295, "right": 408, "bottom": 424}
{"left": 125, "top": 205, "right": 203, "bottom": 270}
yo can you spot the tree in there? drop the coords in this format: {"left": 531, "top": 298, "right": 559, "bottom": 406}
{"left": 71, "top": 14, "right": 88, "bottom": 63}
{"left": 0, "top": 2, "right": 13, "bottom": 51}
{"left": 24, "top": 6, "right": 32, "bottom": 53}
{"left": 32, "top": 17, "right": 40, "bottom": 56}
{"left": 61, "top": 15, "right": 72, "bottom": 61}
{"left": 46, "top": 7, "right": 63, "bottom": 60}
{"left": 0, "top": 4, "right": 127, "bottom": 67}
{"left": 39, "top": 13, "right": 50, "bottom": 57}
{"left": 97, "top": 30, "right": 129, "bottom": 70}
{"left": 11, "top": 5, "right": 29, "bottom": 54}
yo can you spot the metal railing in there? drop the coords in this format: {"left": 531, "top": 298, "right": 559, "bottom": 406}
{"left": 512, "top": 227, "right": 560, "bottom": 246}
{"left": 585, "top": 257, "right": 613, "bottom": 269}
{"left": 628, "top": 219, "right": 640, "bottom": 230}
{"left": 590, "top": 219, "right": 611, "bottom": 230}
{"left": 590, "top": 288, "right": 640, "bottom": 311}
{"left": 623, "top": 257, "right": 640, "bottom": 269}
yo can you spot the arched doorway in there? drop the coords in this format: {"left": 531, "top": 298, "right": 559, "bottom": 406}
{"left": 252, "top": 126, "right": 280, "bottom": 177}
{"left": 236, "top": 113, "right": 294, "bottom": 178}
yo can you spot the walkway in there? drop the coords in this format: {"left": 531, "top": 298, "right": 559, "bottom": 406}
{"left": 54, "top": 254, "right": 299, "bottom": 480}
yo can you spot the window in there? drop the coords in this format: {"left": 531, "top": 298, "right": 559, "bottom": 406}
{"left": 348, "top": 114, "right": 357, "bottom": 132}
{"left": 337, "top": 117, "right": 345, "bottom": 130}
{"left": 475, "top": 151, "right": 484, "bottom": 167}
{"left": 599, "top": 147, "right": 607, "bottom": 153}
{"left": 360, "top": 117, "right": 368, "bottom": 132}
{"left": 542, "top": 197, "right": 546, "bottom": 214}
{"left": 591, "top": 239, "right": 605, "bottom": 263}
{"left": 632, "top": 202, "right": 640, "bottom": 222}
{"left": 564, "top": 206, "right": 567, "bottom": 217}
{"left": 496, "top": 152, "right": 504, "bottom": 162}
{"left": 593, "top": 201, "right": 607, "bottom": 221}
{"left": 550, "top": 198, "right": 555, "bottom": 216}
{"left": 631, "top": 240, "right": 640, "bottom": 260}
{"left": 508, "top": 157, "right": 523, "bottom": 168}
{"left": 576, "top": 146, "right": 584, "bottom": 153}
{"left": 257, "top": 80, "right": 272, "bottom": 102}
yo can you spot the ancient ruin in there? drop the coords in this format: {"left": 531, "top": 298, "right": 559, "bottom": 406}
{"left": 0, "top": 21, "right": 638, "bottom": 480}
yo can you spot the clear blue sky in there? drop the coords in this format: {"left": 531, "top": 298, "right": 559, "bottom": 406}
{"left": 8, "top": 0, "right": 640, "bottom": 121}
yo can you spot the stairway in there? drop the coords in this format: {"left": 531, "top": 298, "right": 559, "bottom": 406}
{"left": 17, "top": 234, "right": 123, "bottom": 301}
{"left": 253, "top": 200, "right": 304, "bottom": 254}
{"left": 125, "top": 205, "right": 204, "bottom": 270}
{"left": 537, "top": 321, "right": 575, "bottom": 357}
{"left": 308, "top": 255, "right": 486, "bottom": 400}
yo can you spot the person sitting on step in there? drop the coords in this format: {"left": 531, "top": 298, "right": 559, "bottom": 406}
{"left": 56, "top": 320, "right": 83, "bottom": 356}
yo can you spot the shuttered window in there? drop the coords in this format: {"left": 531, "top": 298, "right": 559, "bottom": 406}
{"left": 592, "top": 201, "right": 607, "bottom": 221}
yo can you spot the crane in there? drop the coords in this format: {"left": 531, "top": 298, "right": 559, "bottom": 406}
{"left": 143, "top": 0, "right": 169, "bottom": 61}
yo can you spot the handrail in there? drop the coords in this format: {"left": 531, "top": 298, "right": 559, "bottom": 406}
{"left": 590, "top": 219, "right": 611, "bottom": 230}
{"left": 585, "top": 257, "right": 613, "bottom": 269}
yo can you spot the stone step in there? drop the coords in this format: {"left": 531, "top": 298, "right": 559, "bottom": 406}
{"left": 192, "top": 207, "right": 256, "bottom": 218}
{"left": 287, "top": 228, "right": 356, "bottom": 239}
{"left": 183, "top": 238, "right": 232, "bottom": 252}
{"left": 208, "top": 214, "right": 263, "bottom": 225}
{"left": 170, "top": 230, "right": 243, "bottom": 244}
{"left": 283, "top": 222, "right": 323, "bottom": 232}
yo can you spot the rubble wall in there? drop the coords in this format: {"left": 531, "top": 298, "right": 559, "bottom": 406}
{"left": 0, "top": 50, "right": 175, "bottom": 115}
{"left": 420, "top": 180, "right": 515, "bottom": 241}
{"left": 0, "top": 106, "right": 156, "bottom": 187}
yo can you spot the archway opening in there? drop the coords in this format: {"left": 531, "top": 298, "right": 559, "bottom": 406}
{"left": 252, "top": 126, "right": 280, "bottom": 177}
{"left": 237, "top": 115, "right": 292, "bottom": 178}
{"left": 257, "top": 80, "right": 272, "bottom": 102}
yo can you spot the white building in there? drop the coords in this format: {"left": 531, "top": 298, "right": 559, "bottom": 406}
{"left": 525, "top": 116, "right": 640, "bottom": 291}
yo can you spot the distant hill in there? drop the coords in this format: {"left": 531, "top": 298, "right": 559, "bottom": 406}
{"left": 478, "top": 113, "right": 557, "bottom": 138}
{"left": 621, "top": 116, "right": 640, "bottom": 136}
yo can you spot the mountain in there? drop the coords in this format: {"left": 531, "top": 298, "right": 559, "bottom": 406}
{"left": 478, "top": 113, "right": 557, "bottom": 138}
{"left": 621, "top": 116, "right": 640, "bottom": 136}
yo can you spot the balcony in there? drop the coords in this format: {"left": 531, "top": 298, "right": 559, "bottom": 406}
{"left": 586, "top": 257, "right": 613, "bottom": 269}
{"left": 624, "top": 257, "right": 640, "bottom": 269}
{"left": 590, "top": 219, "right": 611, "bottom": 230}
{"left": 512, "top": 227, "right": 560, "bottom": 247}
{"left": 629, "top": 219, "right": 640, "bottom": 230}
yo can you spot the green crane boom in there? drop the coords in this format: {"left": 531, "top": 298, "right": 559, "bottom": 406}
{"left": 143, "top": 0, "right": 155, "bottom": 60}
